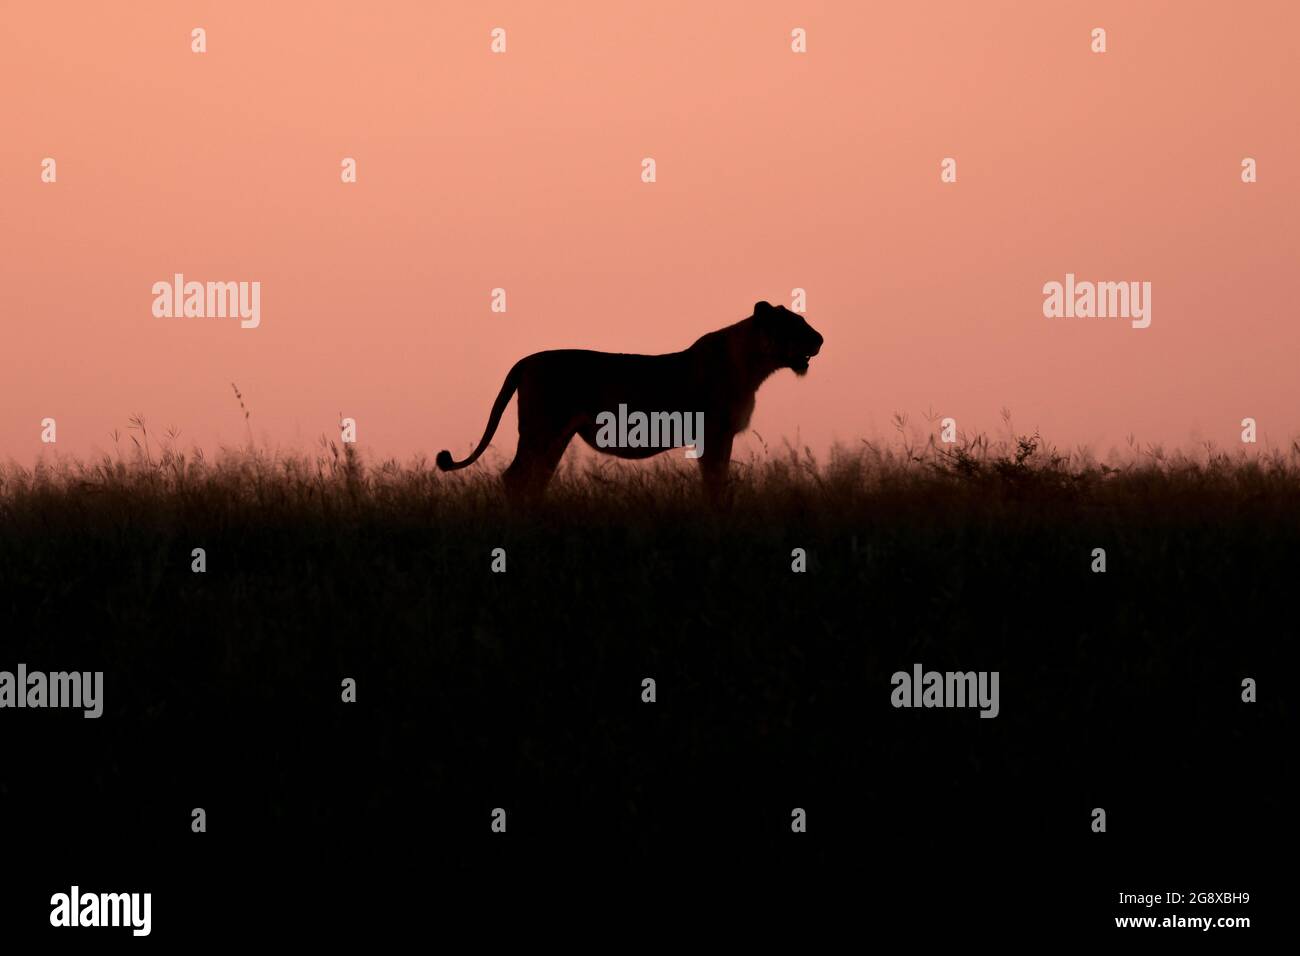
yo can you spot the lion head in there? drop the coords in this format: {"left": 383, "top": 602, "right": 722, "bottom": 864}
{"left": 752, "top": 300, "right": 823, "bottom": 375}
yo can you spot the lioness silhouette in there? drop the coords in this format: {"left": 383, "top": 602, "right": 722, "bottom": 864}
{"left": 437, "top": 301, "right": 823, "bottom": 504}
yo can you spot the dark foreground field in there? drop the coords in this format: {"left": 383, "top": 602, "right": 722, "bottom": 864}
{"left": 0, "top": 433, "right": 1292, "bottom": 935}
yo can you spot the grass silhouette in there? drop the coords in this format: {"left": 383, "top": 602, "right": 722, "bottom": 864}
{"left": 8, "top": 412, "right": 1300, "bottom": 524}
{"left": 0, "top": 418, "right": 1291, "bottom": 916}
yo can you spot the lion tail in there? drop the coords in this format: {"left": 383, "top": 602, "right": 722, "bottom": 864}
{"left": 436, "top": 360, "right": 523, "bottom": 471}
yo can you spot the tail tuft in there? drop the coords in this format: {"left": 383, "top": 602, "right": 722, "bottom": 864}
{"left": 435, "top": 360, "right": 522, "bottom": 473}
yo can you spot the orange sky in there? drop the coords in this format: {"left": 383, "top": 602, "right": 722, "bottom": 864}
{"left": 2, "top": 1, "right": 1297, "bottom": 466}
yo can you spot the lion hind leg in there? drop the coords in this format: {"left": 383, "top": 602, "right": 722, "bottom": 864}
{"left": 503, "top": 423, "right": 578, "bottom": 505}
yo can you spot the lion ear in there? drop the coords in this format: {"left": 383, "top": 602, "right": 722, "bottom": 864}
{"left": 753, "top": 300, "right": 774, "bottom": 317}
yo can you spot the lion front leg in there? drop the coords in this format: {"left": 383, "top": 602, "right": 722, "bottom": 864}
{"left": 696, "top": 428, "right": 735, "bottom": 508}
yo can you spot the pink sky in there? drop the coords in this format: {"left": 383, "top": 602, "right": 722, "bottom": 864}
{"left": 2, "top": 1, "right": 1297, "bottom": 466}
